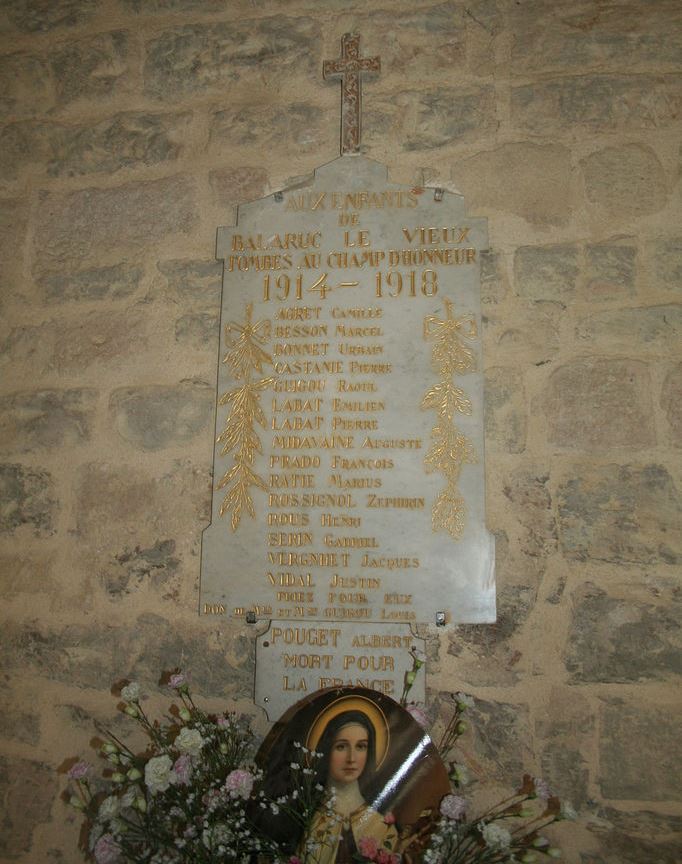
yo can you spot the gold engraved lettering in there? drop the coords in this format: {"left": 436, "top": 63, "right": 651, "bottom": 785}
{"left": 352, "top": 634, "right": 411, "bottom": 649}
{"left": 271, "top": 416, "right": 324, "bottom": 431}
{"left": 268, "top": 493, "right": 357, "bottom": 509}
{"left": 380, "top": 609, "right": 416, "bottom": 620}
{"left": 268, "top": 532, "right": 313, "bottom": 547}
{"left": 339, "top": 343, "right": 383, "bottom": 356}
{"left": 332, "top": 418, "right": 379, "bottom": 432}
{"left": 283, "top": 653, "right": 334, "bottom": 669}
{"left": 273, "top": 360, "right": 343, "bottom": 375}
{"left": 268, "top": 511, "right": 310, "bottom": 525}
{"left": 383, "top": 592, "right": 413, "bottom": 604}
{"left": 323, "top": 607, "right": 372, "bottom": 618}
{"left": 274, "top": 378, "right": 326, "bottom": 393}
{"left": 366, "top": 495, "right": 425, "bottom": 508}
{"left": 270, "top": 626, "right": 341, "bottom": 646}
{"left": 272, "top": 434, "right": 354, "bottom": 449}
{"left": 402, "top": 226, "right": 471, "bottom": 245}
{"left": 270, "top": 454, "right": 320, "bottom": 469}
{"left": 231, "top": 232, "right": 321, "bottom": 251}
{"left": 282, "top": 675, "right": 308, "bottom": 691}
{"left": 361, "top": 555, "right": 419, "bottom": 569}
{"left": 332, "top": 306, "right": 383, "bottom": 319}
{"left": 422, "top": 298, "right": 477, "bottom": 540}
{"left": 216, "top": 303, "right": 274, "bottom": 531}
{"left": 330, "top": 473, "right": 381, "bottom": 487}
{"left": 333, "top": 399, "right": 384, "bottom": 412}
{"left": 335, "top": 324, "right": 383, "bottom": 337}
{"left": 337, "top": 378, "right": 377, "bottom": 392}
{"left": 274, "top": 342, "right": 330, "bottom": 357}
{"left": 362, "top": 437, "right": 421, "bottom": 448}
{"left": 332, "top": 456, "right": 393, "bottom": 469}
{"left": 349, "top": 361, "right": 392, "bottom": 374}
{"left": 203, "top": 603, "right": 226, "bottom": 615}
{"left": 318, "top": 677, "right": 395, "bottom": 694}
{"left": 344, "top": 230, "right": 370, "bottom": 247}
{"left": 343, "top": 655, "right": 395, "bottom": 672}
{"left": 268, "top": 551, "right": 350, "bottom": 567}
{"left": 274, "top": 324, "right": 328, "bottom": 338}
{"left": 323, "top": 534, "right": 379, "bottom": 548}
{"left": 267, "top": 572, "right": 315, "bottom": 586}
{"left": 321, "top": 513, "right": 361, "bottom": 527}
{"left": 269, "top": 473, "right": 315, "bottom": 488}
{"left": 276, "top": 306, "right": 322, "bottom": 320}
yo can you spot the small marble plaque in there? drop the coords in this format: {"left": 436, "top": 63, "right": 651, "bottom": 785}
{"left": 200, "top": 155, "right": 495, "bottom": 625}
{"left": 254, "top": 621, "right": 425, "bottom": 720}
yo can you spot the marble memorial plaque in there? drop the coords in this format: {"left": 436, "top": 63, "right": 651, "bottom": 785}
{"left": 254, "top": 622, "right": 425, "bottom": 720}
{"left": 201, "top": 154, "right": 495, "bottom": 624}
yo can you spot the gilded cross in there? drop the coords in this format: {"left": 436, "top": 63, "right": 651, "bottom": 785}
{"left": 323, "top": 33, "right": 380, "bottom": 155}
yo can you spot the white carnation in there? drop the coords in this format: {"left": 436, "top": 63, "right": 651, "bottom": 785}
{"left": 145, "top": 754, "right": 173, "bottom": 794}
{"left": 97, "top": 795, "right": 120, "bottom": 822}
{"left": 175, "top": 727, "right": 204, "bottom": 757}
{"left": 481, "top": 822, "right": 512, "bottom": 851}
{"left": 121, "top": 682, "right": 140, "bottom": 702}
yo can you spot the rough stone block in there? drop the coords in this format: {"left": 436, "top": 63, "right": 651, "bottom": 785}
{"left": 484, "top": 367, "right": 527, "bottom": 453}
{"left": 0, "top": 707, "right": 40, "bottom": 745}
{"left": 0, "top": 389, "right": 98, "bottom": 453}
{"left": 157, "top": 259, "right": 222, "bottom": 305}
{"left": 109, "top": 380, "right": 214, "bottom": 451}
{"left": 0, "top": 551, "right": 55, "bottom": 599}
{"left": 576, "top": 304, "right": 682, "bottom": 353}
{"left": 0, "top": 463, "right": 57, "bottom": 536}
{"left": 502, "top": 468, "right": 557, "bottom": 558}
{"left": 0, "top": 756, "right": 57, "bottom": 858}
{"left": 585, "top": 242, "right": 636, "bottom": 298}
{"left": 0, "top": 0, "right": 100, "bottom": 33}
{"left": 0, "top": 52, "right": 53, "bottom": 117}
{"left": 209, "top": 102, "right": 330, "bottom": 154}
{"left": 50, "top": 30, "right": 131, "bottom": 106}
{"left": 0, "top": 615, "right": 253, "bottom": 699}
{"left": 541, "top": 358, "right": 655, "bottom": 449}
{"left": 38, "top": 263, "right": 142, "bottom": 304}
{"left": 661, "top": 363, "right": 682, "bottom": 446}
{"left": 488, "top": 307, "right": 560, "bottom": 365}
{"left": 581, "top": 144, "right": 667, "bottom": 217}
{"left": 480, "top": 250, "right": 507, "bottom": 305}
{"left": 43, "top": 111, "right": 190, "bottom": 178}
{"left": 468, "top": 698, "right": 532, "bottom": 781}
{"left": 103, "top": 539, "right": 180, "bottom": 598}
{"left": 588, "top": 808, "right": 682, "bottom": 864}
{"left": 35, "top": 176, "right": 197, "bottom": 269}
{"left": 0, "top": 197, "right": 29, "bottom": 307}
{"left": 600, "top": 701, "right": 682, "bottom": 800}
{"left": 175, "top": 312, "right": 219, "bottom": 348}
{"left": 403, "top": 85, "right": 496, "bottom": 150}
{"left": 209, "top": 167, "right": 269, "bottom": 206}
{"left": 144, "top": 17, "right": 320, "bottom": 100}
{"left": 514, "top": 244, "right": 578, "bottom": 303}
{"left": 512, "top": 74, "right": 682, "bottom": 134}
{"left": 510, "top": 1, "right": 682, "bottom": 72}
{"left": 557, "top": 463, "right": 682, "bottom": 565}
{"left": 452, "top": 142, "right": 572, "bottom": 226}
{"left": 653, "top": 236, "right": 682, "bottom": 289}
{"left": 566, "top": 584, "right": 682, "bottom": 683}
{"left": 51, "top": 309, "right": 148, "bottom": 373}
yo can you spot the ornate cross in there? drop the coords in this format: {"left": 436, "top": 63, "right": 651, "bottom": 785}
{"left": 323, "top": 33, "right": 380, "bottom": 155}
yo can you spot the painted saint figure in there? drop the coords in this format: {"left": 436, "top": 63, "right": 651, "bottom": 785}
{"left": 303, "top": 699, "right": 398, "bottom": 864}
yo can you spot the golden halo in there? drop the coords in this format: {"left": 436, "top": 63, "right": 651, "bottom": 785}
{"left": 305, "top": 694, "right": 389, "bottom": 769}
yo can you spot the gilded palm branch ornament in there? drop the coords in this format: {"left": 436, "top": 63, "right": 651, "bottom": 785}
{"left": 216, "top": 303, "right": 274, "bottom": 531}
{"left": 421, "top": 298, "right": 478, "bottom": 540}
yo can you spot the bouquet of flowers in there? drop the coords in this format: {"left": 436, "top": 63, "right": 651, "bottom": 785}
{"left": 65, "top": 670, "right": 575, "bottom": 863}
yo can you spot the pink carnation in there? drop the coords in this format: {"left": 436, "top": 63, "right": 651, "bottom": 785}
{"left": 377, "top": 850, "right": 391, "bottom": 864}
{"left": 224, "top": 768, "right": 254, "bottom": 799}
{"left": 169, "top": 672, "right": 186, "bottom": 689}
{"left": 172, "top": 754, "right": 192, "bottom": 785}
{"left": 440, "top": 794, "right": 467, "bottom": 820}
{"left": 358, "top": 837, "right": 379, "bottom": 860}
{"left": 68, "top": 760, "right": 91, "bottom": 780}
{"left": 383, "top": 812, "right": 396, "bottom": 825}
{"left": 94, "top": 834, "right": 121, "bottom": 864}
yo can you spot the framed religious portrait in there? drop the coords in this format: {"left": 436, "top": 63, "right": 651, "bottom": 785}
{"left": 253, "top": 687, "right": 450, "bottom": 862}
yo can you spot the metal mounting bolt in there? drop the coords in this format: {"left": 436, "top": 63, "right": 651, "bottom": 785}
{"left": 246, "top": 611, "right": 257, "bottom": 624}
{"left": 274, "top": 191, "right": 283, "bottom": 202}
{"left": 434, "top": 187, "right": 444, "bottom": 202}
{"left": 436, "top": 611, "right": 446, "bottom": 626}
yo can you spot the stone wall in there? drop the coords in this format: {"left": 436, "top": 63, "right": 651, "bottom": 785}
{"left": 1, "top": 1, "right": 680, "bottom": 861}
